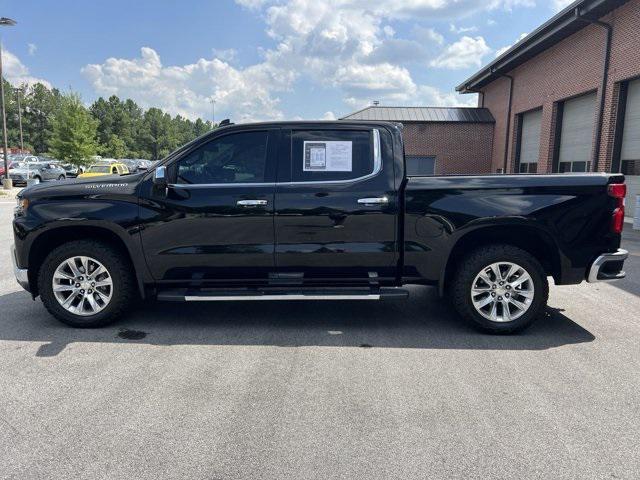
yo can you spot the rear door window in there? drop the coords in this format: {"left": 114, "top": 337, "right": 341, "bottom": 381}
{"left": 290, "top": 129, "right": 374, "bottom": 182}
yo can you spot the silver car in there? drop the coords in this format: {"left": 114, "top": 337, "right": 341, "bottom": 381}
{"left": 9, "top": 161, "right": 67, "bottom": 185}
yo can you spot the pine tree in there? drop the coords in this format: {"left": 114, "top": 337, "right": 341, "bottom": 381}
{"left": 49, "top": 93, "right": 98, "bottom": 165}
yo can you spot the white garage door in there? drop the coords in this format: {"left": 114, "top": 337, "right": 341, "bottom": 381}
{"left": 558, "top": 92, "right": 597, "bottom": 172}
{"left": 518, "top": 109, "right": 542, "bottom": 173}
{"left": 620, "top": 78, "right": 640, "bottom": 172}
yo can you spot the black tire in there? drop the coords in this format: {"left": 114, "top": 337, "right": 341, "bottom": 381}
{"left": 38, "top": 240, "right": 136, "bottom": 328}
{"left": 450, "top": 244, "right": 549, "bottom": 334}
{"left": 58, "top": 175, "right": 65, "bottom": 180}
{"left": 33, "top": 176, "right": 41, "bottom": 184}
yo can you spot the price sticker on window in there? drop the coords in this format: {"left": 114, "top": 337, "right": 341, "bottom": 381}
{"left": 304, "top": 141, "right": 352, "bottom": 172}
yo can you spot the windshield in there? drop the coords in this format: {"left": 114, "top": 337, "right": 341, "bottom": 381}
{"left": 89, "top": 165, "right": 113, "bottom": 173}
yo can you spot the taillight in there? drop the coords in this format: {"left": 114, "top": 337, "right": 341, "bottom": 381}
{"left": 608, "top": 183, "right": 626, "bottom": 234}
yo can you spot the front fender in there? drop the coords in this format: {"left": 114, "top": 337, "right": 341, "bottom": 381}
{"left": 13, "top": 201, "right": 152, "bottom": 299}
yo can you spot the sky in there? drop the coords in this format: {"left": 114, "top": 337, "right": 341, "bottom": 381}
{"left": 1, "top": 0, "right": 574, "bottom": 122}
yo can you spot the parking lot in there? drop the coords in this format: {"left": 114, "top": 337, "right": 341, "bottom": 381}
{"left": 0, "top": 199, "right": 639, "bottom": 479}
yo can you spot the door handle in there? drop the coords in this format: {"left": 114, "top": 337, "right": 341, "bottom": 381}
{"left": 357, "top": 196, "right": 389, "bottom": 206}
{"left": 237, "top": 199, "right": 268, "bottom": 207}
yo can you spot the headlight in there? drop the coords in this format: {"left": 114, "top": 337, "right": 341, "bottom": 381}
{"left": 14, "top": 197, "right": 29, "bottom": 216}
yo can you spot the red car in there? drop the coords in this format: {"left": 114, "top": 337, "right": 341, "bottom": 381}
{"left": 0, "top": 161, "right": 15, "bottom": 177}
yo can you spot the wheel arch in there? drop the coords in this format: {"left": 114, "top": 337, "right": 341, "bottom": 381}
{"left": 27, "top": 224, "right": 147, "bottom": 298}
{"left": 440, "top": 224, "right": 561, "bottom": 296}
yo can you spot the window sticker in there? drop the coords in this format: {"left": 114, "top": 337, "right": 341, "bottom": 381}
{"left": 303, "top": 141, "right": 352, "bottom": 172}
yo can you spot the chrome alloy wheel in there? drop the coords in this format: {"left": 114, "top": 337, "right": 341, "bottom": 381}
{"left": 470, "top": 261, "right": 534, "bottom": 323}
{"left": 52, "top": 256, "right": 113, "bottom": 316}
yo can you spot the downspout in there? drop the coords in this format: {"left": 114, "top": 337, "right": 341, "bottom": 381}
{"left": 576, "top": 7, "right": 612, "bottom": 171}
{"left": 498, "top": 71, "right": 514, "bottom": 174}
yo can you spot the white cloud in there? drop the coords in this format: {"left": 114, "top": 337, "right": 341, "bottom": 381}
{"left": 552, "top": 0, "right": 574, "bottom": 11}
{"left": 83, "top": 0, "right": 533, "bottom": 119}
{"left": 27, "top": 43, "right": 37, "bottom": 56}
{"left": 211, "top": 48, "right": 237, "bottom": 62}
{"left": 495, "top": 32, "right": 528, "bottom": 58}
{"left": 321, "top": 111, "right": 337, "bottom": 120}
{"left": 412, "top": 26, "right": 444, "bottom": 46}
{"left": 449, "top": 24, "right": 478, "bottom": 34}
{"left": 430, "top": 36, "right": 491, "bottom": 70}
{"left": 82, "top": 47, "right": 293, "bottom": 122}
{"left": 235, "top": 0, "right": 270, "bottom": 9}
{"left": 2, "top": 48, "right": 50, "bottom": 87}
{"left": 417, "top": 85, "right": 477, "bottom": 107}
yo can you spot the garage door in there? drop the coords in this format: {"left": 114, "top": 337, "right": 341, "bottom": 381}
{"left": 620, "top": 78, "right": 640, "bottom": 174}
{"left": 518, "top": 109, "right": 542, "bottom": 173}
{"left": 558, "top": 92, "right": 597, "bottom": 172}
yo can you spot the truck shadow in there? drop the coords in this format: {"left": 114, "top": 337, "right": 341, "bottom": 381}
{"left": 0, "top": 286, "right": 595, "bottom": 357}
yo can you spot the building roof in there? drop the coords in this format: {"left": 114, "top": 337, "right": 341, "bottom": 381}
{"left": 457, "top": 0, "right": 630, "bottom": 93}
{"left": 340, "top": 106, "right": 495, "bottom": 123}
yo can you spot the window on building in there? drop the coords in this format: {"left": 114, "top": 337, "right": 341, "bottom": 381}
{"left": 516, "top": 109, "right": 542, "bottom": 174}
{"left": 619, "top": 78, "right": 640, "bottom": 175}
{"left": 290, "top": 129, "right": 373, "bottom": 182}
{"left": 176, "top": 131, "right": 269, "bottom": 184}
{"left": 556, "top": 92, "right": 596, "bottom": 173}
{"left": 406, "top": 156, "right": 436, "bottom": 176}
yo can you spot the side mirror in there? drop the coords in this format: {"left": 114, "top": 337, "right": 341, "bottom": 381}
{"left": 154, "top": 165, "right": 167, "bottom": 184}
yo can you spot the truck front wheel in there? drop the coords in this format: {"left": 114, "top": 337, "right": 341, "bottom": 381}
{"left": 451, "top": 244, "right": 549, "bottom": 333}
{"left": 38, "top": 240, "right": 135, "bottom": 328}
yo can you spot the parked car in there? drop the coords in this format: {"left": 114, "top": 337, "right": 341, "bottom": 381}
{"left": 8, "top": 154, "right": 39, "bottom": 163}
{"left": 78, "top": 162, "right": 130, "bottom": 178}
{"left": 9, "top": 161, "right": 66, "bottom": 185}
{"left": 120, "top": 159, "right": 152, "bottom": 173}
{"left": 61, "top": 164, "right": 84, "bottom": 178}
{"left": 1, "top": 155, "right": 38, "bottom": 177}
{"left": 0, "top": 160, "right": 17, "bottom": 178}
{"left": 11, "top": 121, "right": 628, "bottom": 332}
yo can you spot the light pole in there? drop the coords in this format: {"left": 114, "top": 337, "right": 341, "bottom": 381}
{"left": 16, "top": 83, "right": 24, "bottom": 151}
{"left": 0, "top": 17, "right": 16, "bottom": 189}
{"left": 210, "top": 98, "right": 215, "bottom": 128}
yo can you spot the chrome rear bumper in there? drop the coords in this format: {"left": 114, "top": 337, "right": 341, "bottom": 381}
{"left": 587, "top": 249, "right": 628, "bottom": 283}
{"left": 11, "top": 245, "right": 30, "bottom": 292}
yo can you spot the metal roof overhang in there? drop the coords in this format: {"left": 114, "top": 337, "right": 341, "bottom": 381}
{"left": 456, "top": 0, "right": 630, "bottom": 93}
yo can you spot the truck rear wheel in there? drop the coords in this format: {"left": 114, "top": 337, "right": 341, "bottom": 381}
{"left": 38, "top": 240, "right": 135, "bottom": 328}
{"left": 451, "top": 244, "right": 548, "bottom": 334}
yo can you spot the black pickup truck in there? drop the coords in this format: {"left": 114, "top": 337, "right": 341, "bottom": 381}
{"left": 11, "top": 121, "right": 629, "bottom": 333}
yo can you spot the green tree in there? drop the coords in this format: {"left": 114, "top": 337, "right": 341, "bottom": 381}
{"left": 100, "top": 134, "right": 127, "bottom": 158}
{"left": 91, "top": 95, "right": 143, "bottom": 157}
{"left": 193, "top": 118, "right": 210, "bottom": 138}
{"left": 22, "top": 83, "right": 63, "bottom": 154}
{"left": 49, "top": 92, "right": 98, "bottom": 165}
{"left": 1, "top": 79, "right": 213, "bottom": 159}
{"left": 138, "top": 108, "right": 177, "bottom": 160}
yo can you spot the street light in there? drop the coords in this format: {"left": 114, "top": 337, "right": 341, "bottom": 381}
{"left": 0, "top": 17, "right": 17, "bottom": 189}
{"left": 16, "top": 83, "right": 24, "bottom": 152}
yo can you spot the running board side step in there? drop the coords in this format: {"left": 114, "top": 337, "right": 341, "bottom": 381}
{"left": 157, "top": 287, "right": 409, "bottom": 302}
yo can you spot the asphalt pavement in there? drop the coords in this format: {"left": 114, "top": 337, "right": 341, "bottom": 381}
{"left": 0, "top": 200, "right": 639, "bottom": 479}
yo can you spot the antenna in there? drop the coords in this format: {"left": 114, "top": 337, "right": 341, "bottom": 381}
{"left": 373, "top": 100, "right": 380, "bottom": 106}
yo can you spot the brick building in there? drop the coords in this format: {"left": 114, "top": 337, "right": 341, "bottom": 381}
{"left": 457, "top": 0, "right": 640, "bottom": 179}
{"left": 340, "top": 106, "right": 495, "bottom": 175}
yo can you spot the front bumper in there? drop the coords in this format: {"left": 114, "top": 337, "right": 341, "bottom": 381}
{"left": 587, "top": 249, "right": 628, "bottom": 283}
{"left": 11, "top": 245, "right": 30, "bottom": 292}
